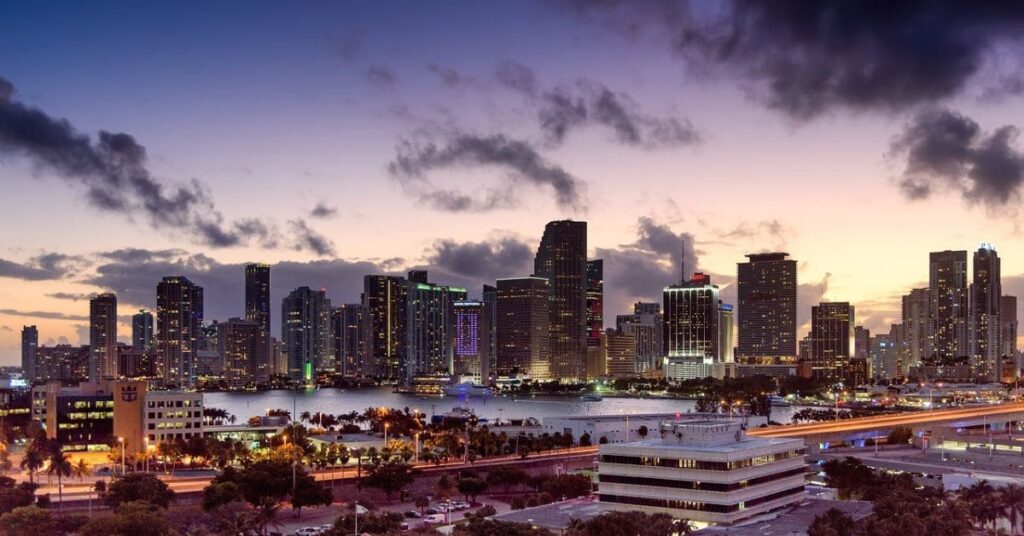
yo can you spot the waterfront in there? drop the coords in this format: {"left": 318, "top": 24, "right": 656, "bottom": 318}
{"left": 205, "top": 387, "right": 801, "bottom": 424}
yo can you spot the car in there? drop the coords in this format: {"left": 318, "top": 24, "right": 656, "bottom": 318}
{"left": 404, "top": 510, "right": 422, "bottom": 518}
{"left": 292, "top": 529, "right": 320, "bottom": 536}
{"left": 422, "top": 514, "right": 446, "bottom": 525}
{"left": 424, "top": 508, "right": 440, "bottom": 515}
{"left": 451, "top": 501, "right": 471, "bottom": 510}
{"left": 318, "top": 525, "right": 332, "bottom": 533}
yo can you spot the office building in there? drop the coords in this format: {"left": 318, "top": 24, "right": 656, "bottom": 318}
{"left": 598, "top": 419, "right": 806, "bottom": 524}
{"left": 244, "top": 263, "right": 271, "bottom": 334}
{"left": 605, "top": 330, "right": 636, "bottom": 378}
{"left": 854, "top": 326, "right": 870, "bottom": 364}
{"left": 21, "top": 326, "right": 37, "bottom": 383}
{"left": 156, "top": 276, "right": 203, "bottom": 387}
{"left": 930, "top": 250, "right": 968, "bottom": 360}
{"left": 718, "top": 304, "right": 734, "bottom": 365}
{"left": 406, "top": 272, "right": 467, "bottom": 381}
{"left": 809, "top": 302, "right": 854, "bottom": 381}
{"left": 364, "top": 275, "right": 409, "bottom": 379}
{"left": 118, "top": 344, "right": 156, "bottom": 378}
{"left": 736, "top": 253, "right": 797, "bottom": 363}
{"left": 534, "top": 220, "right": 588, "bottom": 380}
{"left": 482, "top": 285, "right": 498, "bottom": 380}
{"left": 218, "top": 318, "right": 269, "bottom": 387}
{"left": 495, "top": 277, "right": 550, "bottom": 378}
{"left": 902, "top": 288, "right": 930, "bottom": 370}
{"left": 140, "top": 388, "right": 204, "bottom": 446}
{"left": 970, "top": 244, "right": 1001, "bottom": 381}
{"left": 617, "top": 303, "right": 663, "bottom": 375}
{"left": 132, "top": 310, "right": 154, "bottom": 352}
{"left": 1002, "top": 296, "right": 1018, "bottom": 359}
{"left": 871, "top": 333, "right": 897, "bottom": 380}
{"left": 34, "top": 345, "right": 89, "bottom": 383}
{"left": 587, "top": 260, "right": 604, "bottom": 347}
{"left": 454, "top": 300, "right": 490, "bottom": 380}
{"left": 663, "top": 273, "right": 732, "bottom": 380}
{"left": 281, "top": 286, "right": 332, "bottom": 382}
{"left": 89, "top": 293, "right": 118, "bottom": 380}
{"left": 331, "top": 304, "right": 368, "bottom": 377}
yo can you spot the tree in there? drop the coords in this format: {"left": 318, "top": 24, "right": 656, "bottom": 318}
{"left": 886, "top": 426, "right": 913, "bottom": 445}
{"left": 0, "top": 505, "right": 58, "bottom": 536}
{"left": 415, "top": 495, "right": 430, "bottom": 514}
{"left": 45, "top": 445, "right": 72, "bottom": 508}
{"left": 0, "top": 477, "right": 36, "bottom": 515}
{"left": 20, "top": 444, "right": 44, "bottom": 485}
{"left": 202, "top": 481, "right": 243, "bottom": 511}
{"left": 363, "top": 461, "right": 414, "bottom": 499}
{"left": 80, "top": 501, "right": 176, "bottom": 536}
{"left": 488, "top": 466, "right": 527, "bottom": 494}
{"left": 454, "top": 517, "right": 554, "bottom": 536}
{"left": 72, "top": 458, "right": 92, "bottom": 482}
{"left": 808, "top": 507, "right": 855, "bottom": 536}
{"left": 566, "top": 511, "right": 681, "bottom": 536}
{"left": 329, "top": 511, "right": 404, "bottom": 535}
{"left": 540, "top": 474, "right": 592, "bottom": 500}
{"left": 290, "top": 477, "right": 332, "bottom": 518}
{"left": 104, "top": 473, "right": 175, "bottom": 508}
{"left": 579, "top": 432, "right": 592, "bottom": 447}
{"left": 458, "top": 477, "right": 489, "bottom": 503}
{"left": 1000, "top": 483, "right": 1024, "bottom": 535}
{"left": 436, "top": 473, "right": 455, "bottom": 500}
{"left": 636, "top": 425, "right": 649, "bottom": 439}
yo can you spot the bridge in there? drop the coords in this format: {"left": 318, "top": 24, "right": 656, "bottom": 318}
{"left": 748, "top": 402, "right": 1024, "bottom": 452}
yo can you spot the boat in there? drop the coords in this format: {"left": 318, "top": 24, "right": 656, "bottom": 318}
{"left": 770, "top": 395, "right": 792, "bottom": 407}
{"left": 442, "top": 382, "right": 493, "bottom": 397}
{"left": 580, "top": 394, "right": 603, "bottom": 402}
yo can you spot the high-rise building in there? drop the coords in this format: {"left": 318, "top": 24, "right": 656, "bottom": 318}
{"left": 1002, "top": 296, "right": 1018, "bottom": 359}
{"left": 605, "top": 330, "right": 636, "bottom": 378}
{"left": 331, "top": 304, "right": 368, "bottom": 378}
{"left": 364, "top": 275, "right": 409, "bottom": 379}
{"left": 664, "top": 273, "right": 731, "bottom": 380}
{"left": 929, "top": 250, "right": 968, "bottom": 360}
{"left": 586, "top": 260, "right": 604, "bottom": 347}
{"left": 218, "top": 318, "right": 268, "bottom": 387}
{"left": 454, "top": 300, "right": 491, "bottom": 380}
{"left": 89, "top": 293, "right": 118, "bottom": 380}
{"left": 281, "top": 286, "right": 332, "bottom": 382}
{"left": 616, "top": 302, "right": 664, "bottom": 375}
{"left": 132, "top": 310, "right": 154, "bottom": 352}
{"left": 970, "top": 244, "right": 1001, "bottom": 381}
{"left": 534, "top": 220, "right": 587, "bottom": 380}
{"left": 495, "top": 277, "right": 550, "bottom": 378}
{"left": 34, "top": 345, "right": 89, "bottom": 383}
{"left": 902, "top": 288, "right": 930, "bottom": 370}
{"left": 719, "top": 304, "right": 734, "bottom": 365}
{"left": 245, "top": 264, "right": 271, "bottom": 333}
{"left": 156, "top": 277, "right": 203, "bottom": 387}
{"left": 736, "top": 253, "right": 797, "bottom": 363}
{"left": 482, "top": 285, "right": 497, "bottom": 380}
{"left": 871, "top": 333, "right": 897, "bottom": 380}
{"left": 21, "top": 326, "right": 37, "bottom": 382}
{"left": 406, "top": 272, "right": 467, "bottom": 382}
{"left": 854, "top": 326, "right": 870, "bottom": 364}
{"left": 809, "top": 302, "right": 854, "bottom": 381}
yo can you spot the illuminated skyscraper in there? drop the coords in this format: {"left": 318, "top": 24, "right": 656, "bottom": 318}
{"left": 970, "top": 244, "right": 1001, "bottom": 381}
{"left": 809, "top": 301, "right": 854, "bottom": 381}
{"left": 1002, "top": 295, "right": 1018, "bottom": 358}
{"left": 156, "top": 276, "right": 203, "bottom": 387}
{"left": 482, "top": 284, "right": 497, "bottom": 380}
{"left": 364, "top": 275, "right": 408, "bottom": 379}
{"left": 406, "top": 272, "right": 466, "bottom": 381}
{"left": 736, "top": 253, "right": 797, "bottom": 363}
{"left": 586, "top": 260, "right": 604, "bottom": 347}
{"left": 281, "top": 286, "right": 332, "bottom": 382}
{"left": 617, "top": 302, "right": 663, "bottom": 374}
{"left": 132, "top": 310, "right": 154, "bottom": 352}
{"left": 534, "top": 220, "right": 587, "bottom": 380}
{"left": 929, "top": 250, "right": 968, "bottom": 360}
{"left": 902, "top": 288, "right": 930, "bottom": 371}
{"left": 454, "top": 300, "right": 490, "bottom": 380}
{"left": 21, "top": 325, "right": 37, "bottom": 382}
{"left": 495, "top": 277, "right": 550, "bottom": 378}
{"left": 89, "top": 293, "right": 118, "bottom": 380}
{"left": 332, "top": 304, "right": 368, "bottom": 377}
{"left": 245, "top": 264, "right": 271, "bottom": 334}
{"left": 605, "top": 330, "right": 636, "bottom": 378}
{"left": 664, "top": 273, "right": 732, "bottom": 379}
{"left": 218, "top": 317, "right": 268, "bottom": 387}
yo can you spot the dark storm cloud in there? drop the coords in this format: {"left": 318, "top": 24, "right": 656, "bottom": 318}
{"left": 563, "top": 1, "right": 1024, "bottom": 118}
{"left": 427, "top": 237, "right": 534, "bottom": 280}
{"left": 97, "top": 248, "right": 187, "bottom": 264}
{"left": 46, "top": 292, "right": 96, "bottom": 301}
{"left": 366, "top": 65, "right": 398, "bottom": 90}
{"left": 0, "top": 76, "right": 331, "bottom": 255}
{"left": 388, "top": 133, "right": 585, "bottom": 212}
{"left": 495, "top": 61, "right": 538, "bottom": 97}
{"left": 309, "top": 202, "right": 338, "bottom": 219}
{"left": 797, "top": 273, "right": 831, "bottom": 329}
{"left": 890, "top": 108, "right": 1024, "bottom": 208}
{"left": 289, "top": 220, "right": 337, "bottom": 257}
{"left": 0, "top": 253, "right": 86, "bottom": 281}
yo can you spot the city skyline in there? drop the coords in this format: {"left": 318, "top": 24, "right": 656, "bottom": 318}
{"left": 5, "top": 2, "right": 1024, "bottom": 365}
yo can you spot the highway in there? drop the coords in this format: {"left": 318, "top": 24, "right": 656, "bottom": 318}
{"left": 749, "top": 402, "right": 1024, "bottom": 438}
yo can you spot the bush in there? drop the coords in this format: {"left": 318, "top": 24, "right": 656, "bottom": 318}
{"left": 105, "top": 473, "right": 175, "bottom": 508}
{"left": 0, "top": 505, "right": 57, "bottom": 535}
{"left": 510, "top": 497, "right": 526, "bottom": 510}
{"left": 886, "top": 426, "right": 913, "bottom": 445}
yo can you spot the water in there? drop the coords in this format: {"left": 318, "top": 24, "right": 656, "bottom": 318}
{"left": 204, "top": 387, "right": 799, "bottom": 424}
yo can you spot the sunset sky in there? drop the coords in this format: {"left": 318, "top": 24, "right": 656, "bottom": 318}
{"left": 3, "top": 1, "right": 1024, "bottom": 364}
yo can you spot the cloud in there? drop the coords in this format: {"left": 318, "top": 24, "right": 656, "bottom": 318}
{"left": 366, "top": 65, "right": 398, "bottom": 90}
{"left": 0, "top": 326, "right": 10, "bottom": 332}
{"left": 0, "top": 309, "right": 89, "bottom": 321}
{"left": 562, "top": 1, "right": 1024, "bottom": 119}
{"left": 388, "top": 133, "right": 585, "bottom": 212}
{"left": 309, "top": 202, "right": 338, "bottom": 219}
{"left": 46, "top": 292, "right": 96, "bottom": 301}
{"left": 427, "top": 237, "right": 534, "bottom": 281}
{"left": 797, "top": 273, "right": 832, "bottom": 332}
{"left": 336, "top": 31, "right": 363, "bottom": 61}
{"left": 289, "top": 220, "right": 337, "bottom": 257}
{"left": 0, "top": 253, "right": 86, "bottom": 281}
{"left": 495, "top": 61, "right": 538, "bottom": 97}
{"left": 0, "top": 76, "right": 332, "bottom": 255}
{"left": 890, "top": 108, "right": 1024, "bottom": 209}
{"left": 426, "top": 64, "right": 472, "bottom": 88}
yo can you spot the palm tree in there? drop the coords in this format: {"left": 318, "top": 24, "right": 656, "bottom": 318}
{"left": 72, "top": 458, "right": 92, "bottom": 482}
{"left": 253, "top": 498, "right": 282, "bottom": 536}
{"left": 20, "top": 442, "right": 45, "bottom": 484}
{"left": 1000, "top": 483, "right": 1024, "bottom": 534}
{"left": 46, "top": 445, "right": 73, "bottom": 509}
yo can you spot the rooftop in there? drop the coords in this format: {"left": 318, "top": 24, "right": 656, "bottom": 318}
{"left": 490, "top": 498, "right": 608, "bottom": 531}
{"left": 694, "top": 499, "right": 873, "bottom": 535}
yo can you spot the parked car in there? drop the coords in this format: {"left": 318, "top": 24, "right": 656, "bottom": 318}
{"left": 404, "top": 510, "right": 422, "bottom": 518}
{"left": 422, "top": 514, "right": 446, "bottom": 525}
{"left": 318, "top": 525, "right": 332, "bottom": 533}
{"left": 450, "top": 501, "right": 471, "bottom": 510}
{"left": 292, "top": 528, "right": 320, "bottom": 536}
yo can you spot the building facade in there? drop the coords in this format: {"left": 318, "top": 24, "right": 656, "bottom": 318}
{"left": 534, "top": 220, "right": 588, "bottom": 380}
{"left": 929, "top": 250, "right": 968, "bottom": 361}
{"left": 902, "top": 288, "right": 930, "bottom": 372}
{"left": 664, "top": 274, "right": 732, "bottom": 380}
{"left": 90, "top": 293, "right": 118, "bottom": 380}
{"left": 281, "top": 286, "right": 332, "bottom": 382}
{"left": 21, "top": 326, "right": 37, "bottom": 383}
{"left": 495, "top": 277, "right": 551, "bottom": 378}
{"left": 736, "top": 253, "right": 797, "bottom": 363}
{"left": 406, "top": 273, "right": 467, "bottom": 381}
{"left": 132, "top": 310, "right": 154, "bottom": 352}
{"left": 605, "top": 330, "right": 637, "bottom": 378}
{"left": 1002, "top": 295, "right": 1018, "bottom": 359}
{"left": 809, "top": 302, "right": 854, "bottom": 382}
{"left": 218, "top": 318, "right": 269, "bottom": 387}
{"left": 331, "top": 303, "right": 369, "bottom": 377}
{"left": 454, "top": 300, "right": 490, "bottom": 380}
{"left": 617, "top": 302, "right": 663, "bottom": 376}
{"left": 156, "top": 276, "right": 204, "bottom": 388}
{"left": 970, "top": 244, "right": 1001, "bottom": 381}
{"left": 364, "top": 275, "right": 409, "bottom": 379}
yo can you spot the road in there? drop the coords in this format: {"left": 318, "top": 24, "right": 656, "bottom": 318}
{"left": 749, "top": 402, "right": 1024, "bottom": 438}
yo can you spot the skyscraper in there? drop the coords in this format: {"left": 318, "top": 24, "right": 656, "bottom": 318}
{"left": 245, "top": 264, "right": 271, "bottom": 334}
{"left": 218, "top": 318, "right": 268, "bottom": 387}
{"left": 156, "top": 276, "right": 203, "bottom": 387}
{"left": 970, "top": 244, "right": 1001, "bottom": 381}
{"left": 586, "top": 259, "right": 603, "bottom": 346}
{"left": 809, "top": 302, "right": 854, "bottom": 381}
{"left": 664, "top": 273, "right": 730, "bottom": 379}
{"left": 21, "top": 326, "right": 37, "bottom": 382}
{"left": 901, "top": 288, "right": 930, "bottom": 371}
{"left": 605, "top": 330, "right": 636, "bottom": 378}
{"left": 495, "top": 277, "right": 550, "bottom": 378}
{"left": 534, "top": 220, "right": 587, "bottom": 380}
{"left": 132, "top": 310, "right": 154, "bottom": 352}
{"left": 616, "top": 302, "right": 663, "bottom": 375}
{"left": 364, "top": 275, "right": 408, "bottom": 379}
{"left": 1002, "top": 295, "right": 1018, "bottom": 359}
{"left": 736, "top": 253, "right": 797, "bottom": 363}
{"left": 454, "top": 300, "right": 490, "bottom": 380}
{"left": 929, "top": 250, "right": 968, "bottom": 360}
{"left": 482, "top": 284, "right": 497, "bottom": 380}
{"left": 332, "top": 304, "right": 369, "bottom": 377}
{"left": 406, "top": 271, "right": 467, "bottom": 381}
{"left": 89, "top": 293, "right": 118, "bottom": 380}
{"left": 281, "top": 286, "right": 332, "bottom": 382}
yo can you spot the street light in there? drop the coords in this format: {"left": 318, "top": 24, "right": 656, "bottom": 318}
{"left": 414, "top": 432, "right": 420, "bottom": 463}
{"left": 384, "top": 423, "right": 389, "bottom": 449}
{"left": 118, "top": 437, "right": 125, "bottom": 476}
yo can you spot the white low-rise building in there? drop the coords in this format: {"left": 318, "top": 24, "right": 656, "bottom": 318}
{"left": 598, "top": 419, "right": 805, "bottom": 525}
{"left": 144, "top": 390, "right": 204, "bottom": 444}
{"left": 544, "top": 412, "right": 768, "bottom": 445}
